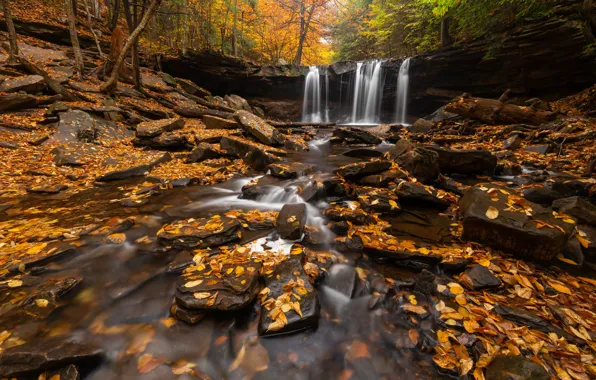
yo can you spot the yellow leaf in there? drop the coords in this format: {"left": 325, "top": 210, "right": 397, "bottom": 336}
{"left": 548, "top": 281, "right": 572, "bottom": 295}
{"left": 455, "top": 294, "right": 467, "bottom": 305}
{"left": 389, "top": 200, "right": 399, "bottom": 210}
{"left": 464, "top": 320, "right": 479, "bottom": 333}
{"left": 138, "top": 353, "right": 165, "bottom": 374}
{"left": 448, "top": 282, "right": 464, "bottom": 295}
{"left": 7, "top": 279, "right": 22, "bottom": 288}
{"left": 556, "top": 254, "right": 578, "bottom": 266}
{"left": 193, "top": 292, "right": 212, "bottom": 299}
{"left": 160, "top": 317, "right": 176, "bottom": 328}
{"left": 172, "top": 360, "right": 196, "bottom": 375}
{"left": 401, "top": 304, "right": 427, "bottom": 315}
{"left": 35, "top": 299, "right": 49, "bottom": 308}
{"left": 577, "top": 235, "right": 590, "bottom": 249}
{"left": 486, "top": 206, "right": 499, "bottom": 220}
{"left": 473, "top": 367, "right": 486, "bottom": 380}
{"left": 26, "top": 243, "right": 47, "bottom": 255}
{"left": 184, "top": 280, "right": 203, "bottom": 288}
{"left": 408, "top": 329, "right": 419, "bottom": 345}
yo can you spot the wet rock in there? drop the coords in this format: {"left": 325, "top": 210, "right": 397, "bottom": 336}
{"left": 552, "top": 196, "right": 596, "bottom": 225}
{"left": 523, "top": 144, "right": 551, "bottom": 154}
{"left": 284, "top": 136, "right": 310, "bottom": 151}
{"left": 460, "top": 188, "right": 572, "bottom": 261}
{"left": 175, "top": 260, "right": 261, "bottom": 311}
{"left": 277, "top": 203, "right": 306, "bottom": 240}
{"left": 355, "top": 186, "right": 401, "bottom": 214}
{"left": 0, "top": 75, "right": 45, "bottom": 93}
{"left": 334, "top": 160, "right": 392, "bottom": 180}
{"left": 357, "top": 168, "right": 408, "bottom": 187}
{"left": 136, "top": 118, "right": 185, "bottom": 137}
{"left": 494, "top": 304, "right": 573, "bottom": 340}
{"left": 170, "top": 301, "right": 206, "bottom": 324}
{"left": 323, "top": 177, "right": 349, "bottom": 198}
{"left": 409, "top": 118, "right": 433, "bottom": 133}
{"left": 388, "top": 210, "right": 452, "bottom": 243}
{"left": 503, "top": 134, "right": 522, "bottom": 150}
{"left": 459, "top": 264, "right": 501, "bottom": 290}
{"left": 158, "top": 215, "right": 242, "bottom": 249}
{"left": 97, "top": 152, "right": 172, "bottom": 181}
{"left": 387, "top": 140, "right": 439, "bottom": 183}
{"left": 0, "top": 336, "right": 103, "bottom": 377}
{"left": 243, "top": 148, "right": 282, "bottom": 171}
{"left": 26, "top": 184, "right": 68, "bottom": 194}
{"left": 486, "top": 354, "right": 549, "bottom": 380}
{"left": 203, "top": 114, "right": 238, "bottom": 129}
{"left": 52, "top": 146, "right": 83, "bottom": 166}
{"left": 267, "top": 162, "right": 317, "bottom": 179}
{"left": 259, "top": 255, "right": 319, "bottom": 336}
{"left": 186, "top": 142, "right": 225, "bottom": 163}
{"left": 413, "top": 269, "right": 436, "bottom": 297}
{"left": 391, "top": 181, "right": 450, "bottom": 209}
{"left": 325, "top": 264, "right": 358, "bottom": 298}
{"left": 343, "top": 148, "right": 384, "bottom": 158}
{"left": 333, "top": 127, "right": 382, "bottom": 145}
{"left": 304, "top": 225, "right": 327, "bottom": 245}
{"left": 0, "top": 93, "right": 38, "bottom": 112}
{"left": 40, "top": 364, "right": 80, "bottom": 380}
{"left": 325, "top": 203, "right": 375, "bottom": 225}
{"left": 234, "top": 110, "right": 286, "bottom": 146}
{"left": 426, "top": 146, "right": 497, "bottom": 175}
{"left": 299, "top": 180, "right": 326, "bottom": 202}
{"left": 329, "top": 220, "right": 350, "bottom": 235}
{"left": 166, "top": 251, "right": 194, "bottom": 273}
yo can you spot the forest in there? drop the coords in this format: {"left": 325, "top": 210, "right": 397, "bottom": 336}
{"left": 0, "top": 0, "right": 595, "bottom": 379}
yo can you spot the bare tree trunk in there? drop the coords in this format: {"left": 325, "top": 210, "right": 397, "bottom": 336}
{"left": 83, "top": 0, "right": 104, "bottom": 57}
{"left": 109, "top": 0, "right": 120, "bottom": 30}
{"left": 440, "top": 16, "right": 453, "bottom": 48}
{"left": 123, "top": 0, "right": 141, "bottom": 89}
{"left": 101, "top": 0, "right": 162, "bottom": 93}
{"left": 66, "top": 0, "right": 85, "bottom": 78}
{"left": 2, "top": 0, "right": 19, "bottom": 63}
{"left": 232, "top": 0, "right": 238, "bottom": 56}
{"left": 293, "top": 1, "right": 315, "bottom": 66}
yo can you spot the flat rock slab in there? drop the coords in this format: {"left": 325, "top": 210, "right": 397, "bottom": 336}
{"left": 387, "top": 140, "right": 439, "bottom": 183}
{"left": 0, "top": 75, "right": 45, "bottom": 94}
{"left": 26, "top": 184, "right": 68, "bottom": 194}
{"left": 494, "top": 304, "right": 573, "bottom": 340}
{"left": 203, "top": 114, "right": 238, "bottom": 129}
{"left": 460, "top": 187, "right": 573, "bottom": 261}
{"left": 267, "top": 162, "right": 317, "bottom": 179}
{"left": 324, "top": 203, "right": 376, "bottom": 225}
{"left": 52, "top": 146, "right": 83, "bottom": 166}
{"left": 284, "top": 136, "right": 310, "bottom": 152}
{"left": 53, "top": 110, "right": 129, "bottom": 143}
{"left": 96, "top": 152, "right": 171, "bottom": 181}
{"left": 220, "top": 135, "right": 286, "bottom": 158}
{"left": 334, "top": 160, "right": 392, "bottom": 181}
{"left": 333, "top": 127, "right": 382, "bottom": 145}
{"left": 426, "top": 146, "right": 497, "bottom": 175}
{"left": 175, "top": 260, "right": 261, "bottom": 311}
{"left": 0, "top": 336, "right": 103, "bottom": 377}
{"left": 259, "top": 254, "right": 319, "bottom": 336}
{"left": 357, "top": 168, "right": 408, "bottom": 187}
{"left": 355, "top": 186, "right": 401, "bottom": 214}
{"left": 277, "top": 203, "right": 307, "bottom": 240}
{"left": 243, "top": 148, "right": 282, "bottom": 171}
{"left": 459, "top": 264, "right": 501, "bottom": 290}
{"left": 552, "top": 196, "right": 596, "bottom": 225}
{"left": 0, "top": 93, "right": 38, "bottom": 112}
{"left": 133, "top": 131, "right": 192, "bottom": 150}
{"left": 234, "top": 110, "right": 286, "bottom": 146}
{"left": 391, "top": 181, "right": 450, "bottom": 209}
{"left": 136, "top": 118, "right": 184, "bottom": 137}
{"left": 157, "top": 215, "right": 241, "bottom": 249}
{"left": 186, "top": 142, "right": 226, "bottom": 163}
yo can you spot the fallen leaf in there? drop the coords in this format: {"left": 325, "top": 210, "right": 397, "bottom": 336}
{"left": 35, "top": 299, "right": 49, "bottom": 308}
{"left": 7, "top": 279, "right": 22, "bottom": 288}
{"left": 486, "top": 206, "right": 499, "bottom": 220}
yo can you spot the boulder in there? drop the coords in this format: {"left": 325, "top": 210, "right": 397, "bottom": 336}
{"left": 220, "top": 135, "right": 286, "bottom": 158}
{"left": 486, "top": 355, "right": 549, "bottom": 380}
{"left": 134, "top": 132, "right": 193, "bottom": 150}
{"left": 284, "top": 136, "right": 309, "bottom": 151}
{"left": 96, "top": 152, "right": 171, "bottom": 181}
{"left": 408, "top": 118, "right": 433, "bottom": 133}
{"left": 332, "top": 127, "right": 382, "bottom": 145}
{"left": 234, "top": 110, "right": 286, "bottom": 146}
{"left": 157, "top": 216, "right": 241, "bottom": 249}
{"left": 355, "top": 186, "right": 401, "bottom": 214}
{"left": 460, "top": 188, "right": 573, "bottom": 261}
{"left": 267, "top": 162, "right": 317, "bottom": 179}
{"left": 324, "top": 203, "right": 375, "bottom": 225}
{"left": 552, "top": 196, "right": 596, "bottom": 225}
{"left": 53, "top": 110, "right": 128, "bottom": 144}
{"left": 459, "top": 264, "right": 501, "bottom": 290}
{"left": 177, "top": 77, "right": 211, "bottom": 97}
{"left": 334, "top": 160, "right": 392, "bottom": 180}
{"left": 0, "top": 75, "right": 45, "bottom": 94}
{"left": 426, "top": 146, "right": 497, "bottom": 175}
{"left": 136, "top": 118, "right": 185, "bottom": 137}
{"left": 203, "top": 114, "right": 238, "bottom": 129}
{"left": 0, "top": 93, "right": 38, "bottom": 112}
{"left": 387, "top": 140, "right": 439, "bottom": 183}
{"left": 503, "top": 134, "right": 522, "bottom": 150}
{"left": 186, "top": 142, "right": 225, "bottom": 163}
{"left": 391, "top": 181, "right": 450, "bottom": 209}
{"left": 259, "top": 254, "right": 319, "bottom": 336}
{"left": 357, "top": 168, "right": 408, "bottom": 187}
{"left": 243, "top": 148, "right": 282, "bottom": 171}
{"left": 277, "top": 203, "right": 306, "bottom": 240}
{"left": 224, "top": 94, "right": 252, "bottom": 112}
{"left": 170, "top": 302, "right": 206, "bottom": 324}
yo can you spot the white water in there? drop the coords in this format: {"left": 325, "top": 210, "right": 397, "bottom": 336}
{"left": 302, "top": 66, "right": 323, "bottom": 123}
{"left": 351, "top": 60, "right": 384, "bottom": 124}
{"left": 395, "top": 57, "right": 411, "bottom": 125}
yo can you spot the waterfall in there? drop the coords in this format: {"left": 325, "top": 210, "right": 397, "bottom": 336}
{"left": 302, "top": 66, "right": 322, "bottom": 123}
{"left": 325, "top": 71, "right": 330, "bottom": 122}
{"left": 350, "top": 60, "right": 384, "bottom": 124}
{"left": 395, "top": 57, "right": 411, "bottom": 125}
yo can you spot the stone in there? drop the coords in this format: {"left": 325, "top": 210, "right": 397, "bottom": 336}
{"left": 26, "top": 184, "right": 68, "bottom": 194}
{"left": 523, "top": 144, "right": 551, "bottom": 154}
{"left": 134, "top": 132, "right": 192, "bottom": 150}
{"left": 391, "top": 181, "right": 450, "bottom": 209}
{"left": 157, "top": 216, "right": 242, "bottom": 249}
{"left": 186, "top": 142, "right": 225, "bottom": 163}
{"left": 298, "top": 180, "right": 325, "bottom": 202}
{"left": 175, "top": 261, "right": 261, "bottom": 311}
{"left": 277, "top": 203, "right": 307, "bottom": 240}
{"left": 355, "top": 186, "right": 401, "bottom": 214}
{"left": 160, "top": 72, "right": 177, "bottom": 86}
{"left": 334, "top": 160, "right": 392, "bottom": 180}
{"left": 387, "top": 140, "right": 439, "bottom": 183}
{"left": 233, "top": 110, "right": 286, "bottom": 146}
{"left": 244, "top": 148, "right": 282, "bottom": 171}
{"left": 503, "top": 134, "right": 522, "bottom": 150}
{"left": 0, "top": 336, "right": 103, "bottom": 377}
{"left": 52, "top": 146, "right": 83, "bottom": 166}
{"left": 0, "top": 93, "right": 38, "bottom": 112}
{"left": 203, "top": 114, "right": 238, "bottom": 129}
{"left": 460, "top": 188, "right": 573, "bottom": 261}
{"left": 332, "top": 127, "right": 382, "bottom": 145}
{"left": 486, "top": 355, "right": 549, "bottom": 380}
{"left": 39, "top": 364, "right": 80, "bottom": 380}
{"left": 426, "top": 146, "right": 497, "bottom": 175}
{"left": 96, "top": 152, "right": 171, "bottom": 181}
{"left": 324, "top": 203, "right": 375, "bottom": 225}
{"left": 267, "top": 162, "right": 317, "bottom": 179}
{"left": 259, "top": 255, "right": 319, "bottom": 336}
{"left": 388, "top": 210, "right": 452, "bottom": 243}
{"left": 53, "top": 110, "right": 128, "bottom": 144}
{"left": 0, "top": 141, "right": 19, "bottom": 149}
{"left": 220, "top": 135, "right": 286, "bottom": 158}
{"left": 357, "top": 168, "right": 408, "bottom": 187}
{"left": 342, "top": 148, "right": 384, "bottom": 158}
{"left": 224, "top": 94, "right": 252, "bottom": 112}
{"left": 170, "top": 302, "right": 206, "bottom": 324}
{"left": 459, "top": 264, "right": 501, "bottom": 290}
{"left": 494, "top": 304, "right": 573, "bottom": 340}
{"left": 284, "top": 136, "right": 309, "bottom": 152}
{"left": 136, "top": 118, "right": 185, "bottom": 137}
{"left": 0, "top": 75, "right": 45, "bottom": 94}
{"left": 552, "top": 196, "right": 596, "bottom": 225}
{"left": 325, "top": 264, "right": 358, "bottom": 298}
{"left": 409, "top": 118, "right": 433, "bottom": 133}
{"left": 177, "top": 77, "right": 211, "bottom": 97}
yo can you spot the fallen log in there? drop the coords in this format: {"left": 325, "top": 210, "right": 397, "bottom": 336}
{"left": 445, "top": 96, "right": 554, "bottom": 126}
{"left": 267, "top": 121, "right": 336, "bottom": 128}
{"left": 17, "top": 56, "right": 80, "bottom": 102}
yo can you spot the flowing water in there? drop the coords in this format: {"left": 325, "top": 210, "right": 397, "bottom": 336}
{"left": 351, "top": 60, "right": 384, "bottom": 124}
{"left": 395, "top": 58, "right": 411, "bottom": 125}
{"left": 302, "top": 66, "right": 323, "bottom": 123}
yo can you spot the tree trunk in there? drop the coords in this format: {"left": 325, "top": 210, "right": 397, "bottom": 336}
{"left": 18, "top": 56, "right": 79, "bottom": 101}
{"left": 123, "top": 0, "right": 141, "bottom": 90}
{"left": 444, "top": 96, "right": 555, "bottom": 126}
{"left": 66, "top": 0, "right": 85, "bottom": 78}
{"left": 293, "top": 1, "right": 305, "bottom": 66}
{"left": 1, "top": 0, "right": 19, "bottom": 63}
{"left": 101, "top": 0, "right": 162, "bottom": 93}
{"left": 83, "top": 0, "right": 104, "bottom": 57}
{"left": 440, "top": 16, "right": 453, "bottom": 48}
{"left": 585, "top": 0, "right": 596, "bottom": 31}
{"left": 104, "top": 24, "right": 124, "bottom": 79}
{"left": 232, "top": 0, "right": 238, "bottom": 56}
{"left": 109, "top": 0, "right": 120, "bottom": 30}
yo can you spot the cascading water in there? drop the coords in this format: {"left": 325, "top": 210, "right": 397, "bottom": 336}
{"left": 395, "top": 57, "right": 411, "bottom": 125}
{"left": 349, "top": 60, "right": 384, "bottom": 124}
{"left": 302, "top": 66, "right": 322, "bottom": 123}
{"left": 325, "top": 72, "right": 330, "bottom": 122}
